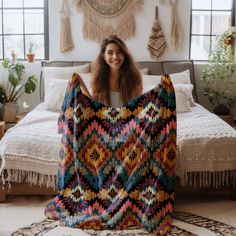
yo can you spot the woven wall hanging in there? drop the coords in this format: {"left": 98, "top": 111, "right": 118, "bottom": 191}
{"left": 169, "top": 0, "right": 181, "bottom": 51}
{"left": 73, "top": 0, "right": 143, "bottom": 43}
{"left": 147, "top": 6, "right": 166, "bottom": 58}
{"left": 60, "top": 0, "right": 74, "bottom": 53}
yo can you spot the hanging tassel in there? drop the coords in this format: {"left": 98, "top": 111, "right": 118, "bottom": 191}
{"left": 159, "top": 0, "right": 167, "bottom": 4}
{"left": 60, "top": 0, "right": 74, "bottom": 53}
{"left": 169, "top": 0, "right": 181, "bottom": 51}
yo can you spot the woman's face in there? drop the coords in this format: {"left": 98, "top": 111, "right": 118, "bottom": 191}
{"left": 104, "top": 43, "right": 125, "bottom": 71}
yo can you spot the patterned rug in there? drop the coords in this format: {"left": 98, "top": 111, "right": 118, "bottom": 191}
{"left": 11, "top": 211, "right": 236, "bottom": 236}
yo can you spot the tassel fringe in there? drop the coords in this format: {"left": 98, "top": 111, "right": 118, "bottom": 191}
{"left": 1, "top": 169, "right": 56, "bottom": 190}
{"left": 73, "top": 0, "right": 143, "bottom": 42}
{"left": 180, "top": 170, "right": 236, "bottom": 188}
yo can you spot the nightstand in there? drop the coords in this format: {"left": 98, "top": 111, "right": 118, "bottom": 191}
{"left": 4, "top": 114, "right": 25, "bottom": 131}
{"left": 233, "top": 117, "right": 236, "bottom": 130}
{"left": 218, "top": 115, "right": 234, "bottom": 126}
{"left": 0, "top": 121, "right": 5, "bottom": 139}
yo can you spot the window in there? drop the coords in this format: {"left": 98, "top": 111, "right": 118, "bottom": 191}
{"left": 190, "top": 0, "right": 235, "bottom": 60}
{"left": 0, "top": 0, "right": 48, "bottom": 60}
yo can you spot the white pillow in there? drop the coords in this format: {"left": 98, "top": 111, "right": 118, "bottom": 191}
{"left": 169, "top": 70, "right": 196, "bottom": 106}
{"left": 45, "top": 73, "right": 92, "bottom": 112}
{"left": 45, "top": 79, "right": 68, "bottom": 112}
{"left": 43, "top": 64, "right": 90, "bottom": 101}
{"left": 142, "top": 74, "right": 161, "bottom": 93}
{"left": 139, "top": 67, "right": 149, "bottom": 75}
{"left": 175, "top": 84, "right": 196, "bottom": 113}
{"left": 169, "top": 70, "right": 191, "bottom": 84}
{"left": 80, "top": 73, "right": 92, "bottom": 93}
{"left": 174, "top": 83, "right": 196, "bottom": 107}
{"left": 175, "top": 89, "right": 191, "bottom": 113}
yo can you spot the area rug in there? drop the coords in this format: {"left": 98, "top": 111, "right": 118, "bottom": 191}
{"left": 11, "top": 211, "right": 236, "bottom": 236}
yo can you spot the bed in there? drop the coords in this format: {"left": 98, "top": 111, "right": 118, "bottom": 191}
{"left": 0, "top": 60, "right": 236, "bottom": 202}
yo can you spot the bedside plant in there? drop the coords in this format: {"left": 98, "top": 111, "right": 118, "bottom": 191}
{"left": 0, "top": 58, "right": 38, "bottom": 122}
{"left": 201, "top": 26, "right": 236, "bottom": 116}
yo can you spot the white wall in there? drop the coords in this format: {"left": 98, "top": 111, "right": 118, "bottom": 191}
{"left": 49, "top": 0, "right": 190, "bottom": 61}
{"left": 1, "top": 0, "right": 235, "bottom": 115}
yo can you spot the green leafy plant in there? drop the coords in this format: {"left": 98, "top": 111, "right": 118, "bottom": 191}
{"left": 0, "top": 58, "right": 38, "bottom": 104}
{"left": 201, "top": 26, "right": 236, "bottom": 115}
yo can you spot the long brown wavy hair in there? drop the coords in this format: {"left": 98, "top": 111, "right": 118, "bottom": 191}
{"left": 91, "top": 35, "right": 142, "bottom": 106}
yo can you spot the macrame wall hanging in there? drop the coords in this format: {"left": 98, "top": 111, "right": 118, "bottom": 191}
{"left": 159, "top": 0, "right": 167, "bottom": 4}
{"left": 73, "top": 0, "right": 143, "bottom": 43}
{"left": 169, "top": 0, "right": 181, "bottom": 51}
{"left": 60, "top": 0, "right": 74, "bottom": 53}
{"left": 147, "top": 6, "right": 166, "bottom": 58}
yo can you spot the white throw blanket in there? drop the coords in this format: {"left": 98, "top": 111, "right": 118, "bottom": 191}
{"left": 0, "top": 104, "right": 60, "bottom": 188}
{"left": 176, "top": 104, "right": 236, "bottom": 186}
{"left": 0, "top": 103, "right": 236, "bottom": 188}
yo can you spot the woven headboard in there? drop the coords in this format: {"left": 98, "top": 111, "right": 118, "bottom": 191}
{"left": 40, "top": 60, "right": 197, "bottom": 102}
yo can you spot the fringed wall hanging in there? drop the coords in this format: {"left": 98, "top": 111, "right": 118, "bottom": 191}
{"left": 159, "top": 0, "right": 167, "bottom": 4}
{"left": 60, "top": 0, "right": 74, "bottom": 53}
{"left": 73, "top": 0, "right": 143, "bottom": 43}
{"left": 169, "top": 0, "right": 181, "bottom": 51}
{"left": 147, "top": 6, "right": 166, "bottom": 58}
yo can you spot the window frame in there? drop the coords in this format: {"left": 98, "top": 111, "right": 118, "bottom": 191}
{"left": 0, "top": 0, "right": 49, "bottom": 60}
{"left": 189, "top": 0, "right": 235, "bottom": 61}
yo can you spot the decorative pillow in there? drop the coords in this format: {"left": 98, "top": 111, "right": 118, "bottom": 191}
{"left": 175, "top": 90, "right": 191, "bottom": 113}
{"left": 174, "top": 83, "right": 196, "bottom": 107}
{"left": 169, "top": 70, "right": 196, "bottom": 106}
{"left": 45, "top": 73, "right": 92, "bottom": 112}
{"left": 169, "top": 70, "right": 191, "bottom": 84}
{"left": 142, "top": 74, "right": 161, "bottom": 93}
{"left": 139, "top": 67, "right": 149, "bottom": 75}
{"left": 174, "top": 84, "right": 194, "bottom": 113}
{"left": 80, "top": 73, "right": 91, "bottom": 92}
{"left": 42, "top": 64, "right": 90, "bottom": 101}
{"left": 44, "top": 79, "right": 68, "bottom": 112}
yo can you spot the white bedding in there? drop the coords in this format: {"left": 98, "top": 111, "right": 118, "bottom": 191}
{"left": 176, "top": 104, "right": 236, "bottom": 186}
{"left": 0, "top": 103, "right": 236, "bottom": 188}
{"left": 0, "top": 103, "right": 60, "bottom": 188}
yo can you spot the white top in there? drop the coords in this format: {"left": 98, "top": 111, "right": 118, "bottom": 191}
{"left": 110, "top": 90, "right": 122, "bottom": 106}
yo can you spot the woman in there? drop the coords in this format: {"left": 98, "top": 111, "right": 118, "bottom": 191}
{"left": 78, "top": 35, "right": 143, "bottom": 106}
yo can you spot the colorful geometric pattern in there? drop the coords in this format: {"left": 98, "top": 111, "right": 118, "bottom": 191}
{"left": 45, "top": 73, "right": 176, "bottom": 235}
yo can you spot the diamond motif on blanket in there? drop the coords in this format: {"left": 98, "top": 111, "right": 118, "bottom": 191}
{"left": 68, "top": 186, "right": 85, "bottom": 203}
{"left": 115, "top": 133, "right": 149, "bottom": 175}
{"left": 80, "top": 133, "right": 112, "bottom": 175}
{"left": 141, "top": 186, "right": 157, "bottom": 205}
{"left": 117, "top": 210, "right": 142, "bottom": 229}
{"left": 96, "top": 107, "right": 132, "bottom": 124}
{"left": 108, "top": 107, "right": 120, "bottom": 118}
{"left": 140, "top": 102, "right": 160, "bottom": 123}
{"left": 167, "top": 148, "right": 175, "bottom": 161}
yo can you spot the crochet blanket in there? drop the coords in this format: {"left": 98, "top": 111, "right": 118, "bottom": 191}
{"left": 45, "top": 74, "right": 176, "bottom": 235}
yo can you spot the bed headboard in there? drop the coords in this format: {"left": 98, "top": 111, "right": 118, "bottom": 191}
{"left": 41, "top": 60, "right": 197, "bottom": 102}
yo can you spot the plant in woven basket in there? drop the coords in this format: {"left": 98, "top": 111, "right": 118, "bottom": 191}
{"left": 0, "top": 58, "right": 37, "bottom": 122}
{"left": 201, "top": 26, "right": 236, "bottom": 115}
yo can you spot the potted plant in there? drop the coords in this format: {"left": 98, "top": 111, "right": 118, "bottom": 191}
{"left": 26, "top": 42, "right": 35, "bottom": 63}
{"left": 201, "top": 26, "right": 236, "bottom": 124}
{"left": 0, "top": 58, "right": 38, "bottom": 122}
